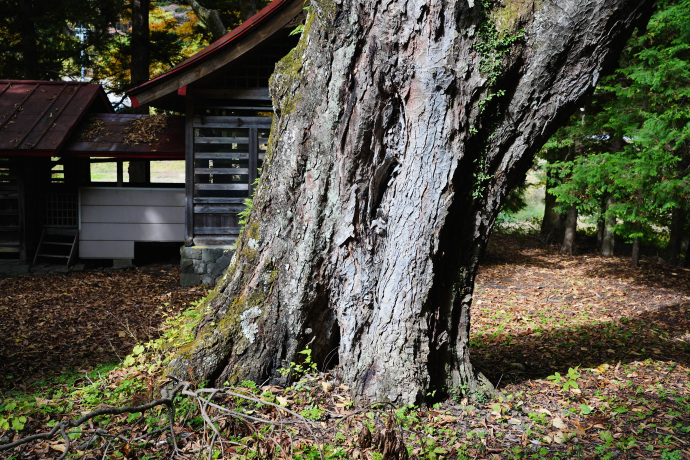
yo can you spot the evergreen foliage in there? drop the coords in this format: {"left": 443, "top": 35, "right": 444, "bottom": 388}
{"left": 544, "top": 0, "right": 690, "bottom": 257}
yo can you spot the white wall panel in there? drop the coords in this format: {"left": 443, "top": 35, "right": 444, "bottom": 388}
{"left": 79, "top": 187, "right": 185, "bottom": 258}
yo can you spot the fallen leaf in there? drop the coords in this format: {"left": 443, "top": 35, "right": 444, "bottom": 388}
{"left": 50, "top": 443, "right": 67, "bottom": 453}
{"left": 552, "top": 417, "right": 567, "bottom": 430}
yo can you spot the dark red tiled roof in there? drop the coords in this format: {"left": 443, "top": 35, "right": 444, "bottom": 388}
{"left": 64, "top": 113, "right": 184, "bottom": 159}
{"left": 0, "top": 80, "right": 112, "bottom": 155}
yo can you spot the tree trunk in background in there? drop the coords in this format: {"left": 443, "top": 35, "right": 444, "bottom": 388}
{"left": 131, "top": 0, "right": 150, "bottom": 87}
{"left": 239, "top": 0, "right": 259, "bottom": 21}
{"left": 168, "top": 0, "right": 655, "bottom": 404}
{"left": 130, "top": 0, "right": 150, "bottom": 183}
{"left": 632, "top": 236, "right": 641, "bottom": 266}
{"left": 683, "top": 234, "right": 690, "bottom": 267}
{"left": 560, "top": 206, "right": 578, "bottom": 255}
{"left": 666, "top": 208, "right": 687, "bottom": 265}
{"left": 128, "top": 161, "right": 150, "bottom": 183}
{"left": 541, "top": 169, "right": 563, "bottom": 242}
{"left": 596, "top": 197, "right": 605, "bottom": 247}
{"left": 601, "top": 197, "right": 616, "bottom": 257}
{"left": 184, "top": 0, "right": 227, "bottom": 42}
{"left": 18, "top": 0, "right": 39, "bottom": 79}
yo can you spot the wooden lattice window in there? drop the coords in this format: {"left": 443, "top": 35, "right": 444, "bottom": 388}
{"left": 41, "top": 193, "right": 78, "bottom": 227}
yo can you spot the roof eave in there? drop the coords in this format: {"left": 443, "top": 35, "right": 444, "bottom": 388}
{"left": 128, "top": 0, "right": 302, "bottom": 108}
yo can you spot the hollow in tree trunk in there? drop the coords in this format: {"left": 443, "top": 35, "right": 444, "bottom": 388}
{"left": 168, "top": 0, "right": 655, "bottom": 404}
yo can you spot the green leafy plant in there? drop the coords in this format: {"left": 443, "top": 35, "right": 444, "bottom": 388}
{"left": 579, "top": 403, "right": 594, "bottom": 415}
{"left": 238, "top": 176, "right": 262, "bottom": 227}
{"left": 547, "top": 366, "right": 581, "bottom": 392}
{"left": 279, "top": 347, "right": 318, "bottom": 379}
{"left": 0, "top": 401, "right": 27, "bottom": 431}
{"left": 299, "top": 404, "right": 325, "bottom": 421}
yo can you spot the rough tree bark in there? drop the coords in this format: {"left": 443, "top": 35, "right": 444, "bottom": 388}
{"left": 169, "top": 0, "right": 655, "bottom": 404}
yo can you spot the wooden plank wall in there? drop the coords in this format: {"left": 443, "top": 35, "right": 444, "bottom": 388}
{"left": 79, "top": 187, "right": 184, "bottom": 258}
{"left": 189, "top": 89, "right": 272, "bottom": 245}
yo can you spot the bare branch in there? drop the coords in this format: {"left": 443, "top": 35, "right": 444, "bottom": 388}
{"left": 0, "top": 382, "right": 187, "bottom": 453}
{"left": 182, "top": 0, "right": 226, "bottom": 42}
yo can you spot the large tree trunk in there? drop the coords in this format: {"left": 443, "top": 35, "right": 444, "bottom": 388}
{"left": 131, "top": 0, "right": 150, "bottom": 87}
{"left": 168, "top": 0, "right": 655, "bottom": 404}
{"left": 130, "top": 0, "right": 150, "bottom": 185}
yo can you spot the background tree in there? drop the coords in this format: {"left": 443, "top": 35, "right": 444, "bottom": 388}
{"left": 547, "top": 0, "right": 690, "bottom": 265}
{"left": 167, "top": 0, "right": 655, "bottom": 404}
{"left": 0, "top": 0, "right": 246, "bottom": 103}
{"left": 131, "top": 0, "right": 151, "bottom": 89}
{"left": 181, "top": 0, "right": 270, "bottom": 42}
{"left": 0, "top": 0, "right": 125, "bottom": 80}
{"left": 89, "top": 4, "right": 208, "bottom": 98}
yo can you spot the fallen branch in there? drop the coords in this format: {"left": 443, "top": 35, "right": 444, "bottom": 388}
{"left": 0, "top": 379, "right": 331, "bottom": 459}
{"left": 0, "top": 381, "right": 187, "bottom": 457}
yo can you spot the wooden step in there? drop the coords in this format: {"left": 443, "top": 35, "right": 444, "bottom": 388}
{"left": 33, "top": 228, "right": 79, "bottom": 267}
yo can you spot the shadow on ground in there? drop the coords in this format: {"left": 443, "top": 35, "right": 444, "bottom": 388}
{"left": 473, "top": 233, "right": 690, "bottom": 386}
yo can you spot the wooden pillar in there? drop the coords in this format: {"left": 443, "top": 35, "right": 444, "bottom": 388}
{"left": 185, "top": 92, "right": 195, "bottom": 245}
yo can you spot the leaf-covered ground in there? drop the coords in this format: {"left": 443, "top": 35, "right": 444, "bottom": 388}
{"left": 0, "top": 265, "right": 207, "bottom": 390}
{"left": 1, "top": 234, "right": 689, "bottom": 459}
{"left": 473, "top": 233, "right": 690, "bottom": 384}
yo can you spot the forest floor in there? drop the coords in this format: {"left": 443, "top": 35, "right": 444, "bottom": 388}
{"left": 0, "top": 233, "right": 688, "bottom": 459}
